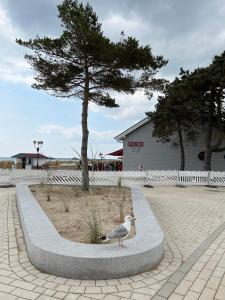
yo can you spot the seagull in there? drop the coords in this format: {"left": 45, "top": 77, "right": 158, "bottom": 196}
{"left": 99, "top": 215, "right": 136, "bottom": 247}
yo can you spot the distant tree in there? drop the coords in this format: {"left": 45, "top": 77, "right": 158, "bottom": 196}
{"left": 16, "top": 0, "right": 167, "bottom": 190}
{"left": 147, "top": 72, "right": 198, "bottom": 170}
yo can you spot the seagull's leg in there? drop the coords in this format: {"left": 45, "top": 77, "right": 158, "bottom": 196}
{"left": 120, "top": 239, "right": 127, "bottom": 248}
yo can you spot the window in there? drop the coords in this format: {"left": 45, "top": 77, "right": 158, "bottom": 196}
{"left": 198, "top": 151, "right": 205, "bottom": 161}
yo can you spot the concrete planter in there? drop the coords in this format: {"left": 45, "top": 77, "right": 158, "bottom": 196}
{"left": 16, "top": 184, "right": 164, "bottom": 279}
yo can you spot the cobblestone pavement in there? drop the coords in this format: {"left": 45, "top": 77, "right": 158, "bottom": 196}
{"left": 0, "top": 186, "right": 225, "bottom": 299}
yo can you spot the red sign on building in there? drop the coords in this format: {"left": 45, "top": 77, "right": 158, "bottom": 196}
{"left": 128, "top": 141, "right": 144, "bottom": 147}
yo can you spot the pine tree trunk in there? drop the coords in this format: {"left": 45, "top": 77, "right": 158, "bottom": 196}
{"left": 204, "top": 149, "right": 212, "bottom": 171}
{"left": 81, "top": 78, "right": 89, "bottom": 191}
{"left": 204, "top": 101, "right": 214, "bottom": 171}
{"left": 177, "top": 121, "right": 185, "bottom": 171}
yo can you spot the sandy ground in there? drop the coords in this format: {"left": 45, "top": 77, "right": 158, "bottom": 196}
{"left": 31, "top": 185, "right": 135, "bottom": 244}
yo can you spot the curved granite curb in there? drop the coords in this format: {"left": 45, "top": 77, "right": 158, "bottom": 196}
{"left": 16, "top": 184, "right": 164, "bottom": 279}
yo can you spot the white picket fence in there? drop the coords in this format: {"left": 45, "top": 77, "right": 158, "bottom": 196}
{"left": 1, "top": 169, "right": 225, "bottom": 187}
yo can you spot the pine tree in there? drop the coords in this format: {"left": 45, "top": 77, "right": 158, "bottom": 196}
{"left": 17, "top": 0, "right": 167, "bottom": 189}
{"left": 147, "top": 72, "right": 198, "bottom": 170}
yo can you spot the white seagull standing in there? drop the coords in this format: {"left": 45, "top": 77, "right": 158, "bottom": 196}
{"left": 99, "top": 215, "right": 136, "bottom": 247}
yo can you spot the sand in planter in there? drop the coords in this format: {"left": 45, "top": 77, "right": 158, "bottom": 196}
{"left": 30, "top": 185, "right": 135, "bottom": 244}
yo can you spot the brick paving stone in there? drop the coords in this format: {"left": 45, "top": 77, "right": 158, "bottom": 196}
{"left": 183, "top": 270, "right": 199, "bottom": 282}
{"left": 132, "top": 287, "right": 157, "bottom": 296}
{"left": 192, "top": 262, "right": 205, "bottom": 272}
{"left": 78, "top": 296, "right": 93, "bottom": 300}
{"left": 43, "top": 282, "right": 58, "bottom": 290}
{"left": 33, "top": 286, "right": 46, "bottom": 294}
{"left": 130, "top": 281, "right": 146, "bottom": 289}
{"left": 85, "top": 287, "right": 102, "bottom": 294}
{"left": 174, "top": 280, "right": 192, "bottom": 295}
{"left": 53, "top": 291, "right": 67, "bottom": 299}
{"left": 221, "top": 274, "right": 225, "bottom": 285}
{"left": 116, "top": 284, "right": 132, "bottom": 292}
{"left": 101, "top": 286, "right": 118, "bottom": 293}
{"left": 114, "top": 291, "right": 132, "bottom": 298}
{"left": 0, "top": 275, "right": 14, "bottom": 284}
{"left": 0, "top": 282, "right": 16, "bottom": 293}
{"left": 157, "top": 282, "right": 176, "bottom": 298}
{"left": 32, "top": 278, "right": 47, "bottom": 287}
{"left": 95, "top": 280, "right": 107, "bottom": 287}
{"left": 11, "top": 288, "right": 40, "bottom": 299}
{"left": 11, "top": 279, "right": 36, "bottom": 290}
{"left": 103, "top": 295, "right": 120, "bottom": 300}
{"left": 118, "top": 278, "right": 134, "bottom": 284}
{"left": 105, "top": 280, "right": 120, "bottom": 286}
{"left": 37, "top": 296, "right": 58, "bottom": 300}
{"left": 0, "top": 291, "right": 17, "bottom": 299}
{"left": 206, "top": 276, "right": 221, "bottom": 290}
{"left": 55, "top": 284, "right": 70, "bottom": 292}
{"left": 85, "top": 294, "right": 104, "bottom": 299}
{"left": 215, "top": 285, "right": 225, "bottom": 300}
{"left": 69, "top": 286, "right": 85, "bottom": 294}
{"left": 42, "top": 289, "right": 56, "bottom": 297}
{"left": 131, "top": 293, "right": 153, "bottom": 300}
{"left": 213, "top": 266, "right": 225, "bottom": 278}
{"left": 183, "top": 291, "right": 200, "bottom": 300}
{"left": 198, "top": 269, "right": 212, "bottom": 281}
{"left": 66, "top": 279, "right": 81, "bottom": 287}
{"left": 80, "top": 281, "right": 96, "bottom": 287}
{"left": 168, "top": 294, "right": 183, "bottom": 300}
{"left": 64, "top": 294, "right": 80, "bottom": 300}
{"left": 198, "top": 287, "right": 215, "bottom": 300}
{"left": 190, "top": 278, "right": 206, "bottom": 293}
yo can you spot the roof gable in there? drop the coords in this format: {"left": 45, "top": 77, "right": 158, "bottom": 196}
{"left": 12, "top": 153, "right": 49, "bottom": 159}
{"left": 114, "top": 117, "right": 150, "bottom": 141}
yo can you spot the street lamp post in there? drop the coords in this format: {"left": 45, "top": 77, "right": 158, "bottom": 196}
{"left": 33, "top": 140, "right": 43, "bottom": 170}
{"left": 99, "top": 152, "right": 103, "bottom": 171}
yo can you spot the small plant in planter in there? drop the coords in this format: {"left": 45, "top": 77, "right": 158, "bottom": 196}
{"left": 62, "top": 198, "right": 70, "bottom": 213}
{"left": 117, "top": 176, "right": 122, "bottom": 189}
{"left": 47, "top": 192, "right": 51, "bottom": 201}
{"left": 119, "top": 189, "right": 126, "bottom": 223}
{"left": 85, "top": 190, "right": 102, "bottom": 244}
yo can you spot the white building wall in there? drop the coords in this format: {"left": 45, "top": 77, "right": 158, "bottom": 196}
{"left": 32, "top": 158, "right": 48, "bottom": 166}
{"left": 122, "top": 122, "right": 225, "bottom": 171}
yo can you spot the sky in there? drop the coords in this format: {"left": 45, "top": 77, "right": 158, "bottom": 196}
{"left": 0, "top": 0, "right": 225, "bottom": 158}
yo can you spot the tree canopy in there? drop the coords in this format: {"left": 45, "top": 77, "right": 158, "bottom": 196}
{"left": 147, "top": 71, "right": 198, "bottom": 170}
{"left": 180, "top": 53, "right": 225, "bottom": 170}
{"left": 149, "top": 51, "right": 225, "bottom": 171}
{"left": 17, "top": 0, "right": 167, "bottom": 189}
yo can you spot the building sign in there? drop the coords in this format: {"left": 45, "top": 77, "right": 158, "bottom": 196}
{"left": 128, "top": 141, "right": 144, "bottom": 152}
{"left": 128, "top": 141, "right": 144, "bottom": 147}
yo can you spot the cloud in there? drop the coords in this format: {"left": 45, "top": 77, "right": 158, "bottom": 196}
{"left": 0, "top": 4, "right": 33, "bottom": 85}
{"left": 2, "top": 0, "right": 225, "bottom": 86}
{"left": 37, "top": 123, "right": 121, "bottom": 141}
{"left": 89, "top": 90, "right": 157, "bottom": 122}
{"left": 2, "top": 0, "right": 61, "bottom": 37}
{"left": 102, "top": 13, "right": 151, "bottom": 42}
{"left": 37, "top": 124, "right": 82, "bottom": 139}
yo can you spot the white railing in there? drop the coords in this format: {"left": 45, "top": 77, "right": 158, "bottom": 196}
{"left": 1, "top": 169, "right": 225, "bottom": 187}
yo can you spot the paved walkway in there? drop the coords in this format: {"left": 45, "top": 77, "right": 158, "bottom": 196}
{"left": 0, "top": 186, "right": 225, "bottom": 299}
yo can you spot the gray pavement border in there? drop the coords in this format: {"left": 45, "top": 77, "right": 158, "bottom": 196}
{"left": 152, "top": 219, "right": 225, "bottom": 299}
